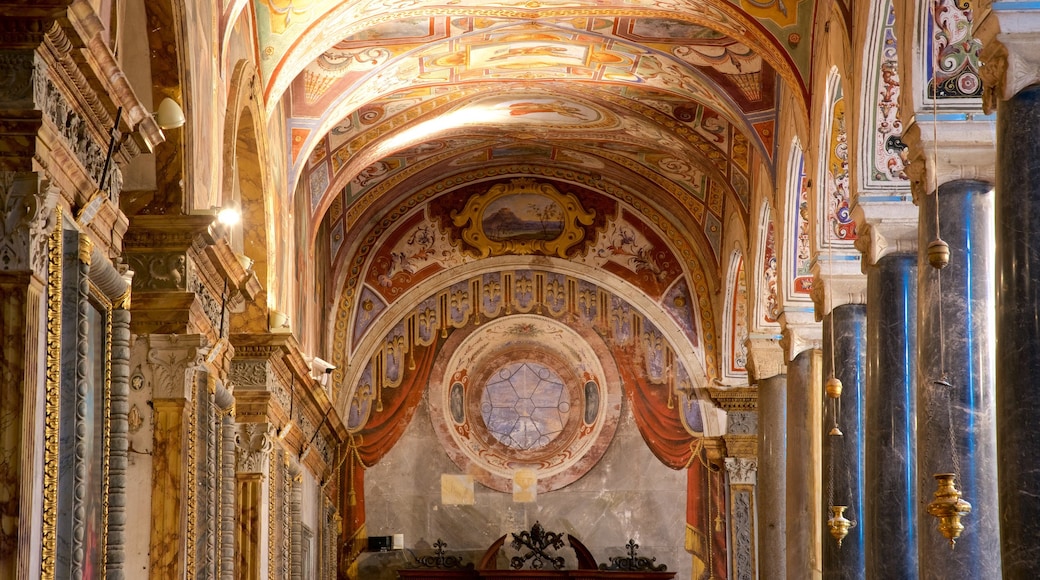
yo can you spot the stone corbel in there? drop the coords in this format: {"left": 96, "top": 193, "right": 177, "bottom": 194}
{"left": 745, "top": 336, "right": 785, "bottom": 381}
{"left": 0, "top": 172, "right": 60, "bottom": 278}
{"left": 236, "top": 422, "right": 274, "bottom": 474}
{"left": 900, "top": 120, "right": 996, "bottom": 204}
{"left": 851, "top": 200, "right": 919, "bottom": 266}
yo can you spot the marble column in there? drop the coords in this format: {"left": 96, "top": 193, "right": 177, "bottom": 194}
{"left": 996, "top": 85, "right": 1040, "bottom": 577}
{"left": 916, "top": 179, "right": 998, "bottom": 578}
{"left": 821, "top": 304, "right": 866, "bottom": 580}
{"left": 864, "top": 254, "right": 917, "bottom": 579}
{"left": 747, "top": 336, "right": 787, "bottom": 580}
{"left": 757, "top": 373, "right": 787, "bottom": 580}
{"left": 785, "top": 347, "right": 820, "bottom": 580}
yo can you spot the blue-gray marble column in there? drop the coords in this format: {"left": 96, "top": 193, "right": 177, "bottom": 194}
{"left": 786, "top": 348, "right": 816, "bottom": 580}
{"left": 864, "top": 253, "right": 917, "bottom": 579}
{"left": 916, "top": 179, "right": 999, "bottom": 578}
{"left": 995, "top": 84, "right": 1040, "bottom": 577}
{"left": 821, "top": 304, "right": 866, "bottom": 580}
{"left": 757, "top": 373, "right": 786, "bottom": 580}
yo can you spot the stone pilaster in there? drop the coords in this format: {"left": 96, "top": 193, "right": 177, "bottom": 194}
{"left": 725, "top": 457, "right": 758, "bottom": 580}
{"left": 130, "top": 334, "right": 206, "bottom": 579}
{"left": 235, "top": 422, "right": 273, "bottom": 580}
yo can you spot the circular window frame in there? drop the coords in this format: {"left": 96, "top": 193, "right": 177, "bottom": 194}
{"left": 429, "top": 314, "right": 621, "bottom": 493}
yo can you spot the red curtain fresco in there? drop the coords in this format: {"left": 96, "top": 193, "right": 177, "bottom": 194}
{"left": 339, "top": 338, "right": 442, "bottom": 579}
{"left": 615, "top": 344, "right": 727, "bottom": 579}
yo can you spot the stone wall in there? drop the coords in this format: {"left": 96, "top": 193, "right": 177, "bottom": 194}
{"left": 359, "top": 394, "right": 692, "bottom": 579}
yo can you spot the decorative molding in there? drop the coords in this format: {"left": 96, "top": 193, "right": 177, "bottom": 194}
{"left": 236, "top": 423, "right": 273, "bottom": 473}
{"left": 725, "top": 457, "right": 759, "bottom": 486}
{"left": 708, "top": 387, "right": 757, "bottom": 413}
{"left": 0, "top": 172, "right": 60, "bottom": 277}
{"left": 41, "top": 209, "right": 62, "bottom": 580}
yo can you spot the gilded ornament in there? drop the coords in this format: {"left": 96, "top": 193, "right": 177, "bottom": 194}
{"left": 927, "top": 473, "right": 971, "bottom": 548}
{"left": 827, "top": 505, "right": 853, "bottom": 547}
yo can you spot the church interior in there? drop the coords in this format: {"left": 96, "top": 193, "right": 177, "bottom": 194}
{"left": 2, "top": 0, "right": 1038, "bottom": 578}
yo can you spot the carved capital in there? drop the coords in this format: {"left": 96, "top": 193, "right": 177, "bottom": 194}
{"left": 851, "top": 199, "right": 919, "bottom": 266}
{"left": 744, "top": 336, "right": 785, "bottom": 381}
{"left": 0, "top": 172, "right": 60, "bottom": 276}
{"left": 138, "top": 334, "right": 207, "bottom": 399}
{"left": 724, "top": 457, "right": 758, "bottom": 485}
{"left": 811, "top": 256, "right": 866, "bottom": 319}
{"left": 901, "top": 118, "right": 996, "bottom": 204}
{"left": 236, "top": 423, "right": 273, "bottom": 473}
{"left": 778, "top": 323, "right": 821, "bottom": 362}
{"left": 977, "top": 7, "right": 1040, "bottom": 111}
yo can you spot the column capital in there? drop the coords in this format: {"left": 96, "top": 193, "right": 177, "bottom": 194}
{"left": 900, "top": 118, "right": 995, "bottom": 204}
{"left": 852, "top": 199, "right": 919, "bottom": 266}
{"left": 779, "top": 323, "right": 821, "bottom": 362}
{"left": 139, "top": 334, "right": 208, "bottom": 400}
{"left": 0, "top": 172, "right": 60, "bottom": 278}
{"left": 745, "top": 335, "right": 785, "bottom": 381}
{"left": 235, "top": 422, "right": 274, "bottom": 474}
{"left": 977, "top": 3, "right": 1040, "bottom": 112}
{"left": 811, "top": 257, "right": 866, "bottom": 319}
{"left": 725, "top": 457, "right": 758, "bottom": 486}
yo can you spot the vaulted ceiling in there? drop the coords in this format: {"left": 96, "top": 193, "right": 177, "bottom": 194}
{"left": 244, "top": 0, "right": 833, "bottom": 402}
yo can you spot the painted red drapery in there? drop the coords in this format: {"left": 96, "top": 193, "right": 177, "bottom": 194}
{"left": 614, "top": 344, "right": 726, "bottom": 578}
{"left": 339, "top": 338, "right": 442, "bottom": 579}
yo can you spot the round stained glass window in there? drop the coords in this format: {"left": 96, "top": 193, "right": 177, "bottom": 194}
{"left": 480, "top": 361, "right": 571, "bottom": 450}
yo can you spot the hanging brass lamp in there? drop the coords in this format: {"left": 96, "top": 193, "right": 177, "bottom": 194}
{"left": 927, "top": 473, "right": 971, "bottom": 549}
{"left": 827, "top": 506, "right": 853, "bottom": 548}
{"left": 927, "top": 238, "right": 950, "bottom": 269}
{"left": 825, "top": 375, "right": 843, "bottom": 398}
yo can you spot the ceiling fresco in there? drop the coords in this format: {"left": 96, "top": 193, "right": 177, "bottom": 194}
{"left": 241, "top": 0, "right": 827, "bottom": 400}
{"left": 253, "top": 0, "right": 816, "bottom": 108}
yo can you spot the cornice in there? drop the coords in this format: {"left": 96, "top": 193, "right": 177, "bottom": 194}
{"left": 708, "top": 386, "right": 758, "bottom": 413}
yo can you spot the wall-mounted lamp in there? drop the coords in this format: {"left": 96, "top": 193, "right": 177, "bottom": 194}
{"left": 217, "top": 204, "right": 242, "bottom": 227}
{"left": 155, "top": 97, "right": 185, "bottom": 130}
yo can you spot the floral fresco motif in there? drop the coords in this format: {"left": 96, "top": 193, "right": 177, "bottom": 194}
{"left": 761, "top": 217, "right": 780, "bottom": 325}
{"left": 927, "top": 0, "right": 983, "bottom": 98}
{"left": 723, "top": 251, "right": 749, "bottom": 382}
{"left": 791, "top": 153, "right": 813, "bottom": 295}
{"left": 826, "top": 91, "right": 856, "bottom": 242}
{"left": 872, "top": 1, "right": 909, "bottom": 182}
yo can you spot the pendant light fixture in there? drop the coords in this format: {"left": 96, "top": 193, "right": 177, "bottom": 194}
{"left": 924, "top": 64, "right": 970, "bottom": 549}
